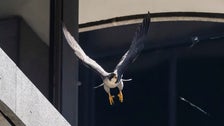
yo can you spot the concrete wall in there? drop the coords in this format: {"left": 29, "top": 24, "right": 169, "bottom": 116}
{"left": 0, "top": 0, "right": 50, "bottom": 44}
{"left": 79, "top": 0, "right": 224, "bottom": 24}
{"left": 0, "top": 17, "right": 49, "bottom": 99}
{"left": 0, "top": 0, "right": 223, "bottom": 44}
{"left": 19, "top": 18, "right": 49, "bottom": 99}
{"left": 0, "top": 48, "right": 70, "bottom": 126}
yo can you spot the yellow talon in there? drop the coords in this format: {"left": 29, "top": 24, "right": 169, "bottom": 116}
{"left": 117, "top": 91, "right": 123, "bottom": 103}
{"left": 108, "top": 94, "right": 115, "bottom": 105}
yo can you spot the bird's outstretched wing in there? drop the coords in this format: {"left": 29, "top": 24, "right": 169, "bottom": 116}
{"left": 63, "top": 25, "right": 109, "bottom": 78}
{"left": 114, "top": 12, "right": 151, "bottom": 79}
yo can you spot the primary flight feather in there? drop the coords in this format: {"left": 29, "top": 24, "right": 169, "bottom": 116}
{"left": 63, "top": 12, "right": 151, "bottom": 105}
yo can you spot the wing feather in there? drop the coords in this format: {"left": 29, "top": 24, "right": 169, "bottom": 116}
{"left": 63, "top": 25, "right": 109, "bottom": 77}
{"left": 114, "top": 12, "right": 151, "bottom": 79}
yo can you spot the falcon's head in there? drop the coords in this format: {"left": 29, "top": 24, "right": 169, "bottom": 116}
{"left": 108, "top": 73, "right": 118, "bottom": 83}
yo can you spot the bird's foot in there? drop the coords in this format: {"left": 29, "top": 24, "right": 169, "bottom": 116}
{"left": 117, "top": 91, "right": 123, "bottom": 103}
{"left": 109, "top": 94, "right": 115, "bottom": 105}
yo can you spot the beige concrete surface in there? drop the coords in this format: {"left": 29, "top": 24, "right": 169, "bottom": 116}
{"left": 0, "top": 48, "right": 71, "bottom": 126}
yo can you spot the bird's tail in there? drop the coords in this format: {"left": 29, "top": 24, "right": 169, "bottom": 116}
{"left": 93, "top": 83, "right": 104, "bottom": 89}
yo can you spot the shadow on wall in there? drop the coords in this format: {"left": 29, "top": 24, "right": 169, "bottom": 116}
{"left": 0, "top": 16, "right": 49, "bottom": 99}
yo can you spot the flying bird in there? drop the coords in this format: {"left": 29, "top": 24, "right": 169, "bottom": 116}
{"left": 63, "top": 12, "right": 151, "bottom": 105}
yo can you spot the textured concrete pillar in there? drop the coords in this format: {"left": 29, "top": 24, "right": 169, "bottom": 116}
{"left": 0, "top": 48, "right": 70, "bottom": 126}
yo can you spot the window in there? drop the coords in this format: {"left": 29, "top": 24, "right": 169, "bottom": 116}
{"left": 79, "top": 18, "right": 224, "bottom": 126}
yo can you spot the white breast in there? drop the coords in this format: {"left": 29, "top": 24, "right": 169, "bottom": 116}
{"left": 103, "top": 78, "right": 117, "bottom": 88}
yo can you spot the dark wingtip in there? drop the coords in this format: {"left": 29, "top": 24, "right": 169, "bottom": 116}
{"left": 147, "top": 11, "right": 151, "bottom": 22}
{"left": 146, "top": 11, "right": 151, "bottom": 23}
{"left": 133, "top": 12, "right": 151, "bottom": 40}
{"left": 141, "top": 11, "right": 151, "bottom": 35}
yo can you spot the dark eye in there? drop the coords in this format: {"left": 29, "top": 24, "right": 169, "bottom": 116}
{"left": 109, "top": 75, "right": 113, "bottom": 80}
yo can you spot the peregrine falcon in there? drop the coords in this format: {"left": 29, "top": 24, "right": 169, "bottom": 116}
{"left": 63, "top": 12, "right": 151, "bottom": 105}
